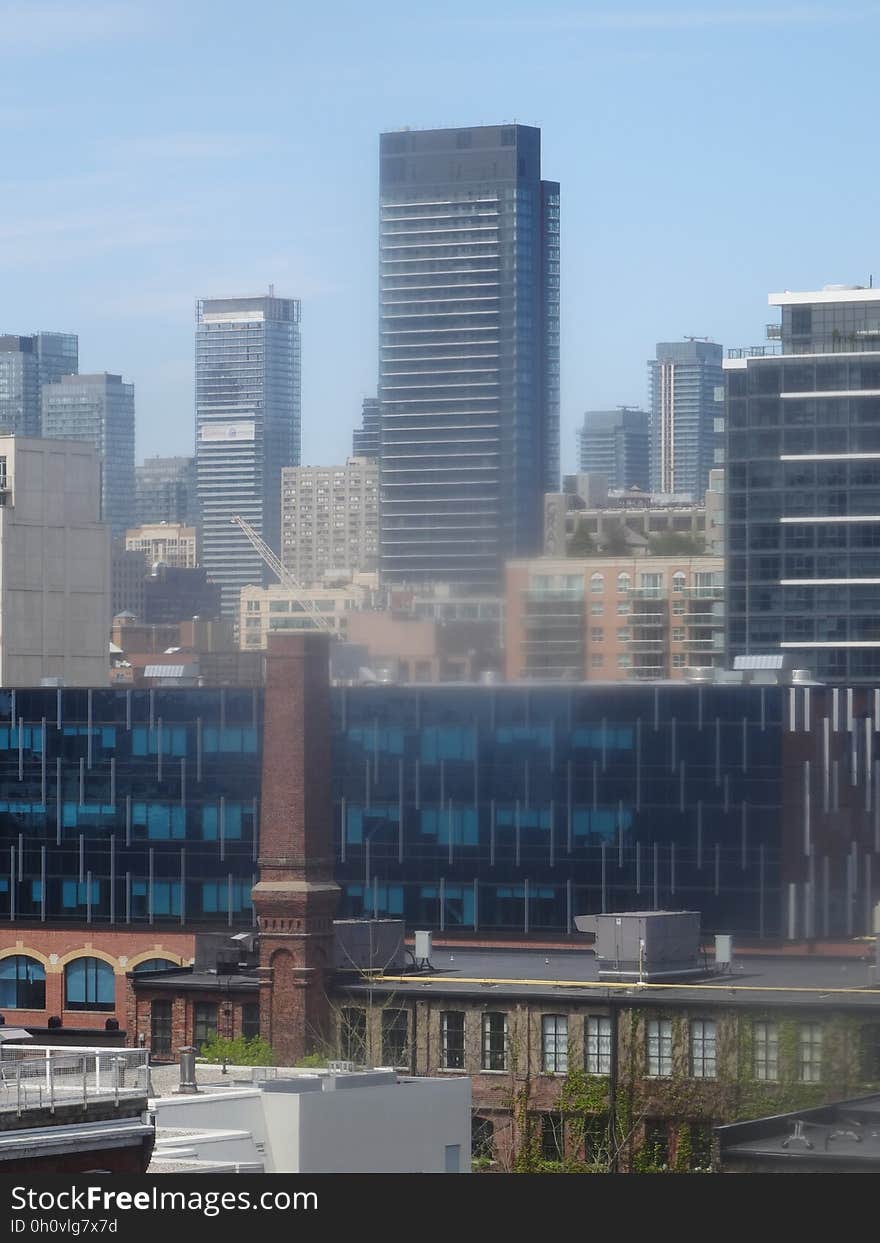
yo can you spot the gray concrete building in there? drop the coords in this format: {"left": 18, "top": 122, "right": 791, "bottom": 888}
{"left": 649, "top": 340, "right": 724, "bottom": 499}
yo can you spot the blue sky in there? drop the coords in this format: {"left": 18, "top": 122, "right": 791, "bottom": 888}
{"left": 2, "top": 0, "right": 879, "bottom": 471}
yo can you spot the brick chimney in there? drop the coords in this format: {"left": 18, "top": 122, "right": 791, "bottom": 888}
{"left": 252, "top": 632, "right": 339, "bottom": 1065}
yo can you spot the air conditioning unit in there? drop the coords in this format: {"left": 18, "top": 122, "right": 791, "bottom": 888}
{"left": 413, "top": 930, "right": 433, "bottom": 967}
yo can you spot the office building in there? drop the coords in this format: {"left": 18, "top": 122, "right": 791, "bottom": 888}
{"left": 0, "top": 332, "right": 78, "bottom": 438}
{"left": 649, "top": 340, "right": 724, "bottom": 499}
{"left": 505, "top": 554, "right": 724, "bottom": 680}
{"left": 195, "top": 293, "right": 301, "bottom": 616}
{"left": 726, "top": 284, "right": 880, "bottom": 682}
{"left": 577, "top": 408, "right": 649, "bottom": 490}
{"left": 0, "top": 437, "right": 109, "bottom": 685}
{"left": 142, "top": 564, "right": 221, "bottom": 625}
{"left": 352, "top": 396, "right": 380, "bottom": 459}
{"left": 135, "top": 456, "right": 197, "bottom": 527}
{"left": 378, "top": 124, "right": 559, "bottom": 588}
{"left": 239, "top": 580, "right": 374, "bottom": 648}
{"left": 41, "top": 372, "right": 135, "bottom": 536}
{"left": 125, "top": 522, "right": 197, "bottom": 570}
{"left": 281, "top": 457, "right": 378, "bottom": 585}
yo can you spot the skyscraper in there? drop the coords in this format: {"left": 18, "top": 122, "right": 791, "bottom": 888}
{"left": 41, "top": 372, "right": 135, "bottom": 535}
{"left": 352, "top": 396, "right": 379, "bottom": 460}
{"left": 378, "top": 124, "right": 559, "bottom": 588}
{"left": 726, "top": 284, "right": 880, "bottom": 683}
{"left": 0, "top": 332, "right": 78, "bottom": 437}
{"left": 281, "top": 457, "right": 379, "bottom": 584}
{"left": 577, "top": 408, "right": 650, "bottom": 491}
{"left": 135, "top": 455, "right": 197, "bottom": 526}
{"left": 195, "top": 294, "right": 301, "bottom": 616}
{"left": 649, "top": 340, "right": 724, "bottom": 498}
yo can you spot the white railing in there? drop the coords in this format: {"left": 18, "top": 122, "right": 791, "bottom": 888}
{"left": 0, "top": 1046, "right": 149, "bottom": 1117}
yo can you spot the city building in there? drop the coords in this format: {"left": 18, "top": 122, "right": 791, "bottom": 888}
{"left": 378, "top": 124, "right": 559, "bottom": 588}
{"left": 0, "top": 436, "right": 109, "bottom": 685}
{"left": 725, "top": 284, "right": 880, "bottom": 683}
{"left": 142, "top": 564, "right": 222, "bottom": 626}
{"left": 125, "top": 522, "right": 197, "bottom": 570}
{"left": 135, "top": 455, "right": 197, "bottom": 527}
{"left": 110, "top": 615, "right": 261, "bottom": 686}
{"left": 504, "top": 554, "right": 724, "bottom": 681}
{"left": 345, "top": 609, "right": 500, "bottom": 682}
{"left": 544, "top": 473, "right": 718, "bottom": 558}
{"left": 0, "top": 332, "right": 78, "bottom": 437}
{"left": 195, "top": 293, "right": 302, "bottom": 616}
{"left": 42, "top": 372, "right": 135, "bottom": 536}
{"left": 352, "top": 395, "right": 380, "bottom": 460}
{"left": 649, "top": 340, "right": 724, "bottom": 499}
{"left": 280, "top": 457, "right": 378, "bottom": 585}
{"left": 110, "top": 546, "right": 146, "bottom": 619}
{"left": 239, "top": 581, "right": 375, "bottom": 649}
{"left": 577, "top": 408, "right": 650, "bottom": 491}
{"left": 146, "top": 1063, "right": 470, "bottom": 1174}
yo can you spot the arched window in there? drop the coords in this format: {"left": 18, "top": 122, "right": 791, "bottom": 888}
{"left": 617, "top": 572, "right": 631, "bottom": 595}
{"left": 0, "top": 956, "right": 45, "bottom": 1009}
{"left": 672, "top": 571, "right": 686, "bottom": 593}
{"left": 65, "top": 957, "right": 115, "bottom": 1012}
{"left": 132, "top": 958, "right": 177, "bottom": 975}
{"left": 590, "top": 573, "right": 604, "bottom": 595}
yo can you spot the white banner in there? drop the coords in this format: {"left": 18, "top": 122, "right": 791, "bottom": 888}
{"left": 199, "top": 421, "right": 255, "bottom": 442}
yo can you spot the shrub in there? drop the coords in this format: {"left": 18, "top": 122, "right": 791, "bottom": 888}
{"left": 199, "top": 1033, "right": 275, "bottom": 1066}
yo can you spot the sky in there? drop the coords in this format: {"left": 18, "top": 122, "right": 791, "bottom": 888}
{"left": 2, "top": 0, "right": 880, "bottom": 474}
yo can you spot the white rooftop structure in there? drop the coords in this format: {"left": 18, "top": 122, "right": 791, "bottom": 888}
{"left": 769, "top": 285, "right": 880, "bottom": 305}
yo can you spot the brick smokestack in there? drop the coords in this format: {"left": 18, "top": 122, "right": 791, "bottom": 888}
{"left": 252, "top": 632, "right": 339, "bottom": 1065}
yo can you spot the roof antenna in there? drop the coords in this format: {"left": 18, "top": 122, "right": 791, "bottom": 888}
{"left": 870, "top": 275, "right": 874, "bottom": 289}
{"left": 269, "top": 283, "right": 275, "bottom": 297}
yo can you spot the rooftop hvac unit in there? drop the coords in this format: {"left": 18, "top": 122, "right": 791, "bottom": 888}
{"left": 413, "top": 930, "right": 433, "bottom": 968}
{"left": 575, "top": 911, "right": 703, "bottom": 981}
{"left": 715, "top": 934, "right": 733, "bottom": 969}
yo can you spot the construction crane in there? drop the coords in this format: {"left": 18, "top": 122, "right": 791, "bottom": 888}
{"left": 229, "top": 514, "right": 335, "bottom": 633}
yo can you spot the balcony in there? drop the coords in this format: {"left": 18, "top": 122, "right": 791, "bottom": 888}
{"left": 0, "top": 1046, "right": 149, "bottom": 1117}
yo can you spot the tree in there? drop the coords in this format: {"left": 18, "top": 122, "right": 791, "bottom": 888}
{"left": 567, "top": 524, "right": 596, "bottom": 557}
{"left": 596, "top": 518, "right": 631, "bottom": 556}
{"left": 647, "top": 531, "right": 705, "bottom": 556}
{"left": 199, "top": 1033, "right": 275, "bottom": 1066}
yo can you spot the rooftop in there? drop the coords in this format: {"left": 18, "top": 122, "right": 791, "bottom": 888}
{"left": 717, "top": 1094, "right": 880, "bottom": 1168}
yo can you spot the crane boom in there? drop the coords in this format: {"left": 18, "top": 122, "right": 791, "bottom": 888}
{"left": 229, "top": 514, "right": 335, "bottom": 633}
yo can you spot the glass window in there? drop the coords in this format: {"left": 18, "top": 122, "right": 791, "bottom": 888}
{"left": 799, "top": 1023, "right": 823, "bottom": 1083}
{"left": 0, "top": 955, "right": 45, "bottom": 1009}
{"left": 150, "top": 1000, "right": 173, "bottom": 1060}
{"left": 193, "top": 1003, "right": 218, "bottom": 1050}
{"left": 646, "top": 1019, "right": 672, "bottom": 1076}
{"left": 382, "top": 1009, "right": 409, "bottom": 1067}
{"left": 482, "top": 1012, "right": 508, "bottom": 1071}
{"left": 753, "top": 1021, "right": 778, "bottom": 1082}
{"left": 241, "top": 1003, "right": 261, "bottom": 1041}
{"left": 132, "top": 958, "right": 177, "bottom": 974}
{"left": 65, "top": 957, "right": 114, "bottom": 1011}
{"left": 689, "top": 1019, "right": 716, "bottom": 1078}
{"left": 617, "top": 573, "right": 631, "bottom": 595}
{"left": 542, "top": 1014, "right": 568, "bottom": 1073}
{"left": 861, "top": 1024, "right": 880, "bottom": 1081}
{"left": 586, "top": 1016, "right": 612, "bottom": 1075}
{"left": 341, "top": 1006, "right": 367, "bottom": 1063}
{"left": 441, "top": 1011, "right": 465, "bottom": 1069}
{"left": 590, "top": 573, "right": 604, "bottom": 594}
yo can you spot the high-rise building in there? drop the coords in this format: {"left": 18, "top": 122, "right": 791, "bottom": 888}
{"left": 281, "top": 457, "right": 378, "bottom": 585}
{"left": 726, "top": 284, "right": 880, "bottom": 682}
{"left": 378, "top": 124, "right": 559, "bottom": 589}
{"left": 0, "top": 332, "right": 78, "bottom": 437}
{"left": 125, "top": 522, "right": 197, "bottom": 569}
{"left": 352, "top": 396, "right": 380, "bottom": 460}
{"left": 649, "top": 341, "right": 724, "bottom": 498}
{"left": 135, "top": 456, "right": 197, "bottom": 527}
{"left": 41, "top": 372, "right": 135, "bottom": 536}
{"left": 577, "top": 408, "right": 650, "bottom": 490}
{"left": 195, "top": 294, "right": 301, "bottom": 616}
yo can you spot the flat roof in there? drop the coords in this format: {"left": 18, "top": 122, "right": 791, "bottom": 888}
{"left": 769, "top": 287, "right": 880, "bottom": 305}
{"left": 717, "top": 1095, "right": 880, "bottom": 1166}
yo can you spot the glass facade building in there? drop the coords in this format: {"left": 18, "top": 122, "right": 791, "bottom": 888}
{"left": 41, "top": 372, "right": 135, "bottom": 536}
{"left": 352, "top": 396, "right": 380, "bottom": 460}
{"left": 378, "top": 125, "right": 559, "bottom": 589}
{"left": 650, "top": 341, "right": 724, "bottom": 499}
{"left": 576, "top": 408, "right": 650, "bottom": 490}
{"left": 726, "top": 287, "right": 880, "bottom": 682}
{"left": 135, "top": 456, "right": 198, "bottom": 527}
{"left": 195, "top": 295, "right": 301, "bottom": 617}
{"left": 0, "top": 333, "right": 78, "bottom": 438}
{"left": 1, "top": 682, "right": 874, "bottom": 940}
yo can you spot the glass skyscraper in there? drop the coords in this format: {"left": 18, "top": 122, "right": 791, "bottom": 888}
{"left": 378, "top": 124, "right": 559, "bottom": 589}
{"left": 195, "top": 294, "right": 301, "bottom": 617}
{"left": 649, "top": 340, "right": 724, "bottom": 499}
{"left": 136, "top": 455, "right": 198, "bottom": 527}
{"left": 0, "top": 332, "right": 78, "bottom": 437}
{"left": 41, "top": 371, "right": 135, "bottom": 536}
{"left": 726, "top": 285, "right": 880, "bottom": 682}
{"left": 577, "top": 408, "right": 650, "bottom": 490}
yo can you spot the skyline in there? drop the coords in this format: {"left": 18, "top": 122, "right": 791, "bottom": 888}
{"left": 2, "top": 0, "right": 880, "bottom": 473}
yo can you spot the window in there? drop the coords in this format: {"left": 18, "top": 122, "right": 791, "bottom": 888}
{"left": 382, "top": 1009, "right": 409, "bottom": 1066}
{"left": 0, "top": 955, "right": 45, "bottom": 1009}
{"left": 672, "top": 654, "right": 687, "bottom": 669}
{"left": 689, "top": 1020, "right": 716, "bottom": 1079}
{"left": 193, "top": 1003, "right": 218, "bottom": 1050}
{"left": 590, "top": 573, "right": 604, "bottom": 594}
{"left": 799, "top": 1023, "right": 823, "bottom": 1082}
{"left": 642, "top": 1120, "right": 669, "bottom": 1170}
{"left": 647, "top": 1019, "right": 673, "bottom": 1076}
{"left": 672, "top": 628, "right": 685, "bottom": 642}
{"left": 65, "top": 957, "right": 114, "bottom": 1011}
{"left": 472, "top": 1115, "right": 495, "bottom": 1160}
{"left": 441, "top": 1011, "right": 465, "bottom": 1069}
{"left": 753, "top": 1021, "right": 778, "bottom": 1082}
{"left": 150, "top": 1000, "right": 173, "bottom": 1059}
{"left": 672, "top": 572, "right": 686, "bottom": 593}
{"left": 590, "top": 602, "right": 604, "bottom": 616}
{"left": 586, "top": 1016, "right": 612, "bottom": 1075}
{"left": 341, "top": 1007, "right": 368, "bottom": 1063}
{"left": 617, "top": 573, "right": 631, "bottom": 595}
{"left": 241, "top": 1003, "right": 261, "bottom": 1041}
{"left": 542, "top": 1014, "right": 568, "bottom": 1073}
{"left": 590, "top": 654, "right": 603, "bottom": 670}
{"left": 132, "top": 958, "right": 177, "bottom": 974}
{"left": 617, "top": 602, "right": 630, "bottom": 615}
{"left": 540, "top": 1112, "right": 565, "bottom": 1162}
{"left": 672, "top": 601, "right": 685, "bottom": 615}
{"left": 482, "top": 1012, "right": 508, "bottom": 1071}
{"left": 590, "top": 628, "right": 604, "bottom": 643}
{"left": 618, "top": 655, "right": 632, "bottom": 669}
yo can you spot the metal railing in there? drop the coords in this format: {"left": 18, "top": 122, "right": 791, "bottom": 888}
{"left": 0, "top": 1046, "right": 149, "bottom": 1117}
